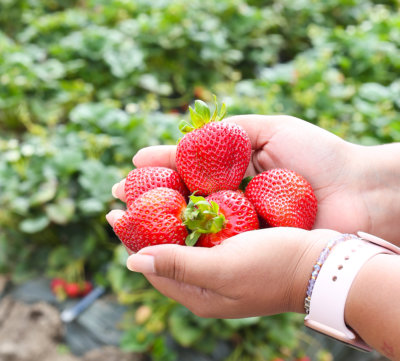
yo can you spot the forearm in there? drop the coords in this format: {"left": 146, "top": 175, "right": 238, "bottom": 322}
{"left": 355, "top": 143, "right": 400, "bottom": 245}
{"left": 345, "top": 254, "right": 400, "bottom": 361}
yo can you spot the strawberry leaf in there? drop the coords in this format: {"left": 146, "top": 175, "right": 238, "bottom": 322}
{"left": 182, "top": 194, "right": 226, "bottom": 246}
{"left": 179, "top": 120, "right": 195, "bottom": 134}
{"left": 239, "top": 176, "right": 253, "bottom": 192}
{"left": 179, "top": 96, "right": 227, "bottom": 135}
{"left": 189, "top": 106, "right": 204, "bottom": 128}
{"left": 216, "top": 102, "right": 227, "bottom": 121}
{"left": 185, "top": 231, "right": 202, "bottom": 247}
{"left": 194, "top": 100, "right": 211, "bottom": 122}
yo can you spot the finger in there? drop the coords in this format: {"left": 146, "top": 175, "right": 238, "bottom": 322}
{"left": 133, "top": 145, "right": 177, "bottom": 170}
{"left": 106, "top": 209, "right": 125, "bottom": 227}
{"left": 111, "top": 179, "right": 127, "bottom": 202}
{"left": 127, "top": 243, "right": 231, "bottom": 290}
{"left": 143, "top": 274, "right": 234, "bottom": 318}
{"left": 225, "top": 114, "right": 296, "bottom": 150}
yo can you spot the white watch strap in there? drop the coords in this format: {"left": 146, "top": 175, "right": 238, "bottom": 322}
{"left": 304, "top": 235, "right": 397, "bottom": 351}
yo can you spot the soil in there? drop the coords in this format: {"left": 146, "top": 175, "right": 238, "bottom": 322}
{"left": 0, "top": 294, "right": 143, "bottom": 361}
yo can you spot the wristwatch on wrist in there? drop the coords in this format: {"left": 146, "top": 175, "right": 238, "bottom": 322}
{"left": 304, "top": 231, "right": 400, "bottom": 352}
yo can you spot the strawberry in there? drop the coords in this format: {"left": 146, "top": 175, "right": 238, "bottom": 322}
{"left": 176, "top": 97, "right": 251, "bottom": 196}
{"left": 64, "top": 282, "right": 81, "bottom": 298}
{"left": 113, "top": 187, "right": 188, "bottom": 253}
{"left": 245, "top": 168, "right": 317, "bottom": 230}
{"left": 125, "top": 166, "right": 189, "bottom": 207}
{"left": 183, "top": 190, "right": 259, "bottom": 247}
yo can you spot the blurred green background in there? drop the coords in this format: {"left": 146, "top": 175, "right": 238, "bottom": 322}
{"left": 0, "top": 0, "right": 399, "bottom": 360}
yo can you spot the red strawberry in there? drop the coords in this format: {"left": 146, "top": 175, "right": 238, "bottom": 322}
{"left": 245, "top": 169, "right": 317, "bottom": 230}
{"left": 114, "top": 187, "right": 188, "bottom": 253}
{"left": 65, "top": 282, "right": 81, "bottom": 298}
{"left": 183, "top": 190, "right": 259, "bottom": 247}
{"left": 176, "top": 98, "right": 251, "bottom": 196}
{"left": 125, "top": 166, "right": 189, "bottom": 207}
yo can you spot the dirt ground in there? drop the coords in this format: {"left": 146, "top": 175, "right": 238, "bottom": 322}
{"left": 0, "top": 294, "right": 143, "bottom": 361}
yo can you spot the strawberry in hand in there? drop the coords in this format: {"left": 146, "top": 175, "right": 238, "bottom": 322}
{"left": 176, "top": 97, "right": 251, "bottom": 196}
{"left": 245, "top": 168, "right": 317, "bottom": 230}
{"left": 113, "top": 187, "right": 188, "bottom": 253}
{"left": 183, "top": 190, "right": 259, "bottom": 247}
{"left": 125, "top": 166, "right": 189, "bottom": 207}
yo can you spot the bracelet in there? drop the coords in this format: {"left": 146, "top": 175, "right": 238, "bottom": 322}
{"left": 304, "top": 233, "right": 358, "bottom": 314}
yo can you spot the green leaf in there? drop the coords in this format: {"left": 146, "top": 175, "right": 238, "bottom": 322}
{"left": 189, "top": 106, "right": 204, "bottom": 128}
{"left": 182, "top": 194, "right": 225, "bottom": 244}
{"left": 121, "top": 327, "right": 155, "bottom": 353}
{"left": 223, "top": 317, "right": 261, "bottom": 330}
{"left": 20, "top": 216, "right": 50, "bottom": 234}
{"left": 78, "top": 160, "right": 121, "bottom": 203}
{"left": 185, "top": 231, "right": 201, "bottom": 247}
{"left": 77, "top": 198, "right": 105, "bottom": 215}
{"left": 239, "top": 176, "right": 253, "bottom": 192}
{"left": 169, "top": 308, "right": 204, "bottom": 347}
{"left": 194, "top": 99, "right": 211, "bottom": 121}
{"left": 45, "top": 198, "right": 75, "bottom": 225}
{"left": 30, "top": 179, "right": 57, "bottom": 206}
{"left": 178, "top": 120, "right": 194, "bottom": 134}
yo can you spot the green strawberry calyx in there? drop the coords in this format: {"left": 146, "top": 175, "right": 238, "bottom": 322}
{"left": 182, "top": 193, "right": 225, "bottom": 246}
{"left": 179, "top": 95, "right": 227, "bottom": 135}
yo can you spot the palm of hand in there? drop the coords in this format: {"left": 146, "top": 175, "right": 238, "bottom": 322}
{"left": 239, "top": 115, "right": 369, "bottom": 233}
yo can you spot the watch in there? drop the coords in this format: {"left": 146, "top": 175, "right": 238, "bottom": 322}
{"left": 304, "top": 231, "right": 400, "bottom": 351}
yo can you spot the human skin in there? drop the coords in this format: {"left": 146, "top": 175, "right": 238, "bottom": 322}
{"left": 107, "top": 115, "right": 400, "bottom": 360}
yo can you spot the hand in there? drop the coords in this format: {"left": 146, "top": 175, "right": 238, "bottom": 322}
{"left": 110, "top": 225, "right": 339, "bottom": 317}
{"left": 112, "top": 115, "right": 369, "bottom": 234}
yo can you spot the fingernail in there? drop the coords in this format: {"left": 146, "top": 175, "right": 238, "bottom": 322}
{"left": 106, "top": 210, "right": 125, "bottom": 227}
{"left": 127, "top": 254, "right": 155, "bottom": 274}
{"left": 132, "top": 149, "right": 143, "bottom": 167}
{"left": 132, "top": 153, "right": 139, "bottom": 167}
{"left": 111, "top": 182, "right": 119, "bottom": 198}
{"left": 105, "top": 211, "right": 113, "bottom": 225}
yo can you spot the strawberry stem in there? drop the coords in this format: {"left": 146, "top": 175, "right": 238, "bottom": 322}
{"left": 183, "top": 194, "right": 225, "bottom": 246}
{"left": 179, "top": 95, "right": 227, "bottom": 135}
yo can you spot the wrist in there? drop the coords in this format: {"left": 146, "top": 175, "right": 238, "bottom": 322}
{"left": 286, "top": 229, "right": 341, "bottom": 314}
{"left": 354, "top": 143, "right": 400, "bottom": 244}
{"left": 344, "top": 253, "right": 400, "bottom": 359}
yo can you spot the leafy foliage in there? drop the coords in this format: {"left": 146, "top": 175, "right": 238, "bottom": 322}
{"left": 1, "top": 0, "right": 399, "bottom": 360}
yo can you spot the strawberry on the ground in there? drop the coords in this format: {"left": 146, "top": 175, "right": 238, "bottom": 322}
{"left": 64, "top": 282, "right": 81, "bottom": 298}
{"left": 176, "top": 97, "right": 251, "bottom": 196}
{"left": 64, "top": 281, "right": 93, "bottom": 298}
{"left": 183, "top": 190, "right": 259, "bottom": 247}
{"left": 245, "top": 168, "right": 317, "bottom": 230}
{"left": 113, "top": 187, "right": 188, "bottom": 253}
{"left": 125, "top": 166, "right": 189, "bottom": 207}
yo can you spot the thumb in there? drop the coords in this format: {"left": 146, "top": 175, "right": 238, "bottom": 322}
{"left": 126, "top": 244, "right": 227, "bottom": 289}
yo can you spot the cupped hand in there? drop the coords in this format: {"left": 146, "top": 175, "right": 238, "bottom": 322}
{"left": 111, "top": 115, "right": 369, "bottom": 234}
{"left": 105, "top": 217, "right": 339, "bottom": 317}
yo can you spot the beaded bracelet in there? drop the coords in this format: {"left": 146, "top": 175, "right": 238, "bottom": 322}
{"left": 304, "top": 233, "right": 359, "bottom": 314}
